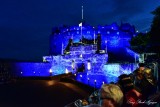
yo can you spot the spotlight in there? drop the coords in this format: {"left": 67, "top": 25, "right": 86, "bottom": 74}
{"left": 65, "top": 68, "right": 69, "bottom": 74}
{"left": 49, "top": 69, "right": 52, "bottom": 73}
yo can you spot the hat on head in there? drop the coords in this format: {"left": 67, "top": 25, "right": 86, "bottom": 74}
{"left": 118, "top": 74, "right": 134, "bottom": 92}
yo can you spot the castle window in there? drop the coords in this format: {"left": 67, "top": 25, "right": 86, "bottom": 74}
{"left": 117, "top": 32, "right": 119, "bottom": 35}
{"left": 87, "top": 61, "right": 91, "bottom": 70}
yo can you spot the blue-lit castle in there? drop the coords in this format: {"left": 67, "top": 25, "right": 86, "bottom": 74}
{"left": 0, "top": 5, "right": 153, "bottom": 88}
{"left": 42, "top": 22, "right": 139, "bottom": 77}
{"left": 49, "top": 22, "right": 136, "bottom": 55}
{"left": 8, "top": 21, "right": 140, "bottom": 87}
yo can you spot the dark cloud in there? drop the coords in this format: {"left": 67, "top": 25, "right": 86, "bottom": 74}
{"left": 0, "top": 0, "right": 160, "bottom": 60}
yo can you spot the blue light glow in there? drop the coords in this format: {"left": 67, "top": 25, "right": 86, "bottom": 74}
{"left": 75, "top": 63, "right": 138, "bottom": 88}
{"left": 50, "top": 23, "right": 135, "bottom": 55}
{"left": 12, "top": 22, "right": 140, "bottom": 91}
{"left": 13, "top": 62, "right": 52, "bottom": 76}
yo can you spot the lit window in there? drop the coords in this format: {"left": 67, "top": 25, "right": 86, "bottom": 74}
{"left": 87, "top": 61, "right": 91, "bottom": 70}
{"left": 80, "top": 54, "right": 83, "bottom": 58}
{"left": 117, "top": 32, "right": 119, "bottom": 35}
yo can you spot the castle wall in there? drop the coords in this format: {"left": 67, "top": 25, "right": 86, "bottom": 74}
{"left": 9, "top": 61, "right": 137, "bottom": 78}
{"left": 50, "top": 23, "right": 136, "bottom": 55}
{"left": 11, "top": 62, "right": 52, "bottom": 77}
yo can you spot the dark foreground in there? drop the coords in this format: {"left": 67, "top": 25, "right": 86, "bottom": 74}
{"left": 0, "top": 79, "right": 94, "bottom": 107}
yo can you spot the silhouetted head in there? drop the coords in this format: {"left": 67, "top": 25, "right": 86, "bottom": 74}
{"left": 118, "top": 74, "right": 134, "bottom": 92}
{"left": 138, "top": 63, "right": 145, "bottom": 67}
{"left": 138, "top": 63, "right": 145, "bottom": 70}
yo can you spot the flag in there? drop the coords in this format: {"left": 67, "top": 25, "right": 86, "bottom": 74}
{"left": 79, "top": 22, "right": 82, "bottom": 27}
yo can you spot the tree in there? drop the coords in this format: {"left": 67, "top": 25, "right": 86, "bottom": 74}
{"left": 129, "top": 6, "right": 160, "bottom": 53}
{"left": 129, "top": 33, "right": 150, "bottom": 50}
{"left": 149, "top": 6, "right": 160, "bottom": 44}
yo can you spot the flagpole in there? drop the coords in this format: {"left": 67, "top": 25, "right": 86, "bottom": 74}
{"left": 82, "top": 6, "right": 83, "bottom": 20}
{"left": 81, "top": 5, "right": 83, "bottom": 43}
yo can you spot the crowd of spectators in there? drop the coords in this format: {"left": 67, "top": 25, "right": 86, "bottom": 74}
{"left": 67, "top": 63, "right": 159, "bottom": 107}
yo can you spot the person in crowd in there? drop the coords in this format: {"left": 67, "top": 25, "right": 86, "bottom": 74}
{"left": 88, "top": 89, "right": 100, "bottom": 104}
{"left": 131, "top": 63, "right": 146, "bottom": 82}
{"left": 98, "top": 84, "right": 124, "bottom": 107}
{"left": 131, "top": 63, "right": 157, "bottom": 98}
{"left": 84, "top": 84, "right": 124, "bottom": 107}
{"left": 118, "top": 74, "right": 145, "bottom": 107}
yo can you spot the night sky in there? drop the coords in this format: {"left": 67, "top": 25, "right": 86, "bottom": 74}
{"left": 0, "top": 0, "right": 160, "bottom": 61}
